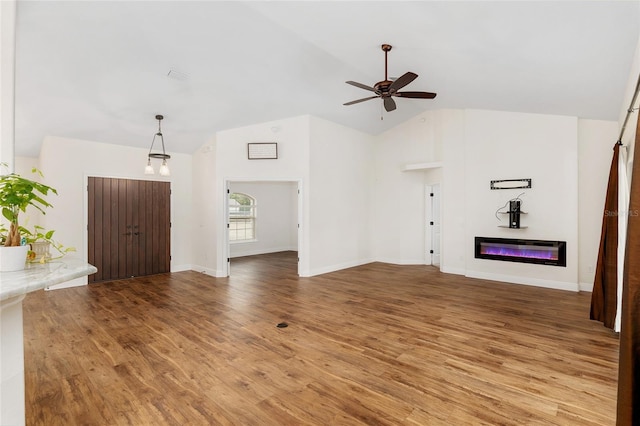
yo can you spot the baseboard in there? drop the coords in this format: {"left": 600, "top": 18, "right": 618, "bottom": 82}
{"left": 374, "top": 257, "right": 427, "bottom": 266}
{"left": 306, "top": 258, "right": 374, "bottom": 277}
{"left": 45, "top": 276, "right": 87, "bottom": 291}
{"left": 189, "top": 264, "right": 220, "bottom": 277}
{"left": 171, "top": 264, "right": 192, "bottom": 273}
{"left": 230, "top": 247, "right": 297, "bottom": 258}
{"left": 466, "top": 270, "right": 579, "bottom": 292}
{"left": 579, "top": 281, "right": 594, "bottom": 292}
{"left": 439, "top": 266, "right": 466, "bottom": 276}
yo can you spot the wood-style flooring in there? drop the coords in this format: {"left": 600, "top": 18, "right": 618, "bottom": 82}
{"left": 23, "top": 252, "right": 619, "bottom": 425}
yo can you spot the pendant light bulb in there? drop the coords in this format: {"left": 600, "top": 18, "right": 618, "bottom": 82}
{"left": 144, "top": 157, "right": 155, "bottom": 175}
{"left": 159, "top": 159, "right": 170, "bottom": 176}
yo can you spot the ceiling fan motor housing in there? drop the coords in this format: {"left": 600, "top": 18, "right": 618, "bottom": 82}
{"left": 374, "top": 81, "right": 393, "bottom": 96}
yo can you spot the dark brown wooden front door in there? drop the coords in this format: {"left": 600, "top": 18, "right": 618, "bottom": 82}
{"left": 88, "top": 177, "right": 170, "bottom": 283}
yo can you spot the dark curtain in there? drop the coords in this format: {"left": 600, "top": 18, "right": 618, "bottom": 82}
{"left": 617, "top": 112, "right": 640, "bottom": 425}
{"left": 590, "top": 142, "right": 621, "bottom": 329}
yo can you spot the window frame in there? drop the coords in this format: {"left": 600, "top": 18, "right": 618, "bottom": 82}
{"left": 228, "top": 192, "right": 257, "bottom": 243}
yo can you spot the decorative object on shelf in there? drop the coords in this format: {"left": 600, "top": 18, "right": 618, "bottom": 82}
{"left": 509, "top": 200, "right": 521, "bottom": 229}
{"left": 496, "top": 193, "right": 527, "bottom": 229}
{"left": 0, "top": 164, "right": 57, "bottom": 271}
{"left": 23, "top": 225, "right": 75, "bottom": 263}
{"left": 29, "top": 241, "right": 50, "bottom": 261}
{"left": 144, "top": 114, "right": 171, "bottom": 176}
{"left": 248, "top": 142, "right": 278, "bottom": 160}
{"left": 490, "top": 178, "right": 532, "bottom": 190}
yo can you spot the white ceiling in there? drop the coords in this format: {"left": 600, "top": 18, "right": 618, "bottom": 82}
{"left": 14, "top": 1, "right": 640, "bottom": 157}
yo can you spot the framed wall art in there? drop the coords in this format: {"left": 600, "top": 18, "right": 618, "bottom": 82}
{"left": 248, "top": 142, "right": 278, "bottom": 160}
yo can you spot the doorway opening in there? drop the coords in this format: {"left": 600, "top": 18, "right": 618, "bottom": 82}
{"left": 223, "top": 179, "right": 302, "bottom": 276}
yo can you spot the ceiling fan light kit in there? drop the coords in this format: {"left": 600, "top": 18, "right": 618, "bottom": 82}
{"left": 344, "top": 44, "right": 437, "bottom": 112}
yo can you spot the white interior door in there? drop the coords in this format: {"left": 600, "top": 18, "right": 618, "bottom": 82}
{"left": 429, "top": 184, "right": 441, "bottom": 268}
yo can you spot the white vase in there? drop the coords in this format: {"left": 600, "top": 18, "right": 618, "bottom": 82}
{"left": 0, "top": 245, "right": 29, "bottom": 272}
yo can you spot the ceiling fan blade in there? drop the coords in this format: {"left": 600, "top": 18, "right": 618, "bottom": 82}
{"left": 395, "top": 91, "right": 437, "bottom": 99}
{"left": 389, "top": 72, "right": 418, "bottom": 92}
{"left": 346, "top": 81, "right": 377, "bottom": 93}
{"left": 383, "top": 97, "right": 396, "bottom": 112}
{"left": 343, "top": 95, "right": 380, "bottom": 106}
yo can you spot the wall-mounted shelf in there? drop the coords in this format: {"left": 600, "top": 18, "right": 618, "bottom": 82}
{"left": 497, "top": 199, "right": 526, "bottom": 229}
{"left": 403, "top": 161, "right": 443, "bottom": 172}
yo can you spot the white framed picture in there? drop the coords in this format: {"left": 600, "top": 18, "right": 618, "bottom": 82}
{"left": 248, "top": 142, "right": 278, "bottom": 160}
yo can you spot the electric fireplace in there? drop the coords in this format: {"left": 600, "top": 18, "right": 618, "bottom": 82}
{"left": 475, "top": 237, "right": 566, "bottom": 267}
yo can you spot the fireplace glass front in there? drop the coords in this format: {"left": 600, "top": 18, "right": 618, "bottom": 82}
{"left": 474, "top": 237, "right": 566, "bottom": 267}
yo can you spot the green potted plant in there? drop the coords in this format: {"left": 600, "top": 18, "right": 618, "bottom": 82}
{"left": 0, "top": 164, "right": 57, "bottom": 271}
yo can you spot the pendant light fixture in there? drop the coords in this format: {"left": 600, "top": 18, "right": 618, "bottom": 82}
{"left": 145, "top": 114, "right": 171, "bottom": 176}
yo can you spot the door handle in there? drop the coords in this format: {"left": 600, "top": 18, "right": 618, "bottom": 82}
{"left": 123, "top": 232, "right": 132, "bottom": 236}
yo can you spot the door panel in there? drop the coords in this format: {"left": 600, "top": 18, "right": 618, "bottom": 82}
{"left": 125, "top": 178, "right": 136, "bottom": 277}
{"left": 88, "top": 177, "right": 170, "bottom": 283}
{"left": 432, "top": 184, "right": 441, "bottom": 267}
{"left": 117, "top": 178, "right": 127, "bottom": 279}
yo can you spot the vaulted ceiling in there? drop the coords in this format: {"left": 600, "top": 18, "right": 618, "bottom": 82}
{"left": 14, "top": 1, "right": 640, "bottom": 157}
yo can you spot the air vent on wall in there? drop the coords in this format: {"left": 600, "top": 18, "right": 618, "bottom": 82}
{"left": 166, "top": 69, "right": 190, "bottom": 82}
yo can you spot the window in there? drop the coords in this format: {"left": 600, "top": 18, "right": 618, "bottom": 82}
{"left": 229, "top": 192, "right": 256, "bottom": 242}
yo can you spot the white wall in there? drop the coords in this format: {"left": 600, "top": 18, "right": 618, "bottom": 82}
{"left": 372, "top": 112, "right": 439, "bottom": 265}
{"left": 462, "top": 109, "right": 579, "bottom": 291}
{"left": 14, "top": 156, "right": 38, "bottom": 173}
{"left": 0, "top": 0, "right": 16, "bottom": 172}
{"left": 191, "top": 139, "right": 217, "bottom": 276}
{"left": 370, "top": 108, "right": 470, "bottom": 275}
{"left": 210, "top": 114, "right": 373, "bottom": 277}
{"left": 229, "top": 181, "right": 297, "bottom": 258}
{"left": 38, "top": 135, "right": 193, "bottom": 288}
{"left": 308, "top": 116, "right": 373, "bottom": 275}
{"left": 214, "top": 115, "right": 310, "bottom": 275}
{"left": 577, "top": 119, "right": 618, "bottom": 291}
{"left": 372, "top": 108, "right": 589, "bottom": 290}
{"left": 30, "top": 104, "right": 626, "bottom": 292}
{"left": 438, "top": 109, "right": 467, "bottom": 275}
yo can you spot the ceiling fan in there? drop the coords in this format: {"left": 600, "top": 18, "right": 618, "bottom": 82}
{"left": 343, "top": 44, "right": 437, "bottom": 112}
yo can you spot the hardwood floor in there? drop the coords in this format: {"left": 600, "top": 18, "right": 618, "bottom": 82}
{"left": 23, "top": 252, "right": 619, "bottom": 425}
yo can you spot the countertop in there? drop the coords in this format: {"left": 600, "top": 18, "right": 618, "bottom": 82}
{"left": 0, "top": 259, "right": 97, "bottom": 302}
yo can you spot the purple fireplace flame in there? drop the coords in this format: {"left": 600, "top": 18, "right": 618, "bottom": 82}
{"left": 475, "top": 237, "right": 566, "bottom": 267}
{"left": 480, "top": 243, "right": 558, "bottom": 260}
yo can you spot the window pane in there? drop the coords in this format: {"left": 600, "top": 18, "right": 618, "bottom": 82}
{"left": 228, "top": 193, "right": 256, "bottom": 242}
